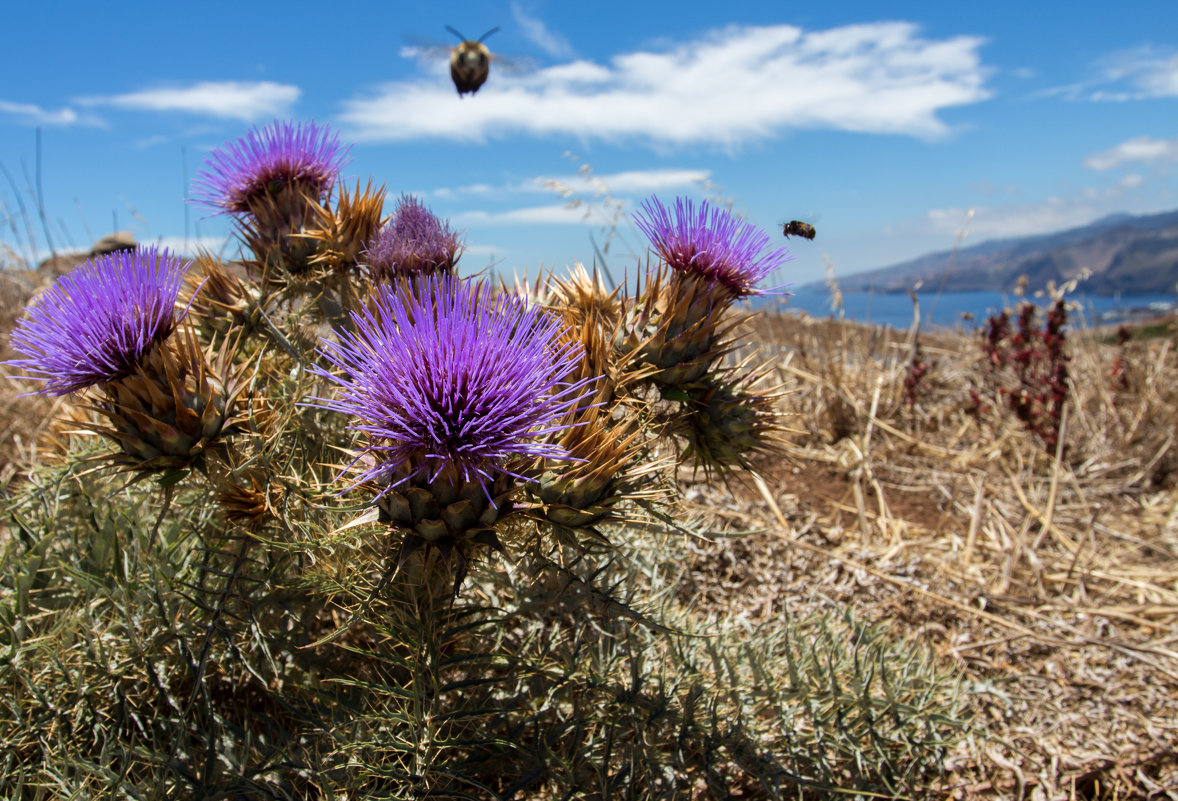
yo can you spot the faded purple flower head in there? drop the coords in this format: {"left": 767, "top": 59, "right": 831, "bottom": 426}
{"left": 363, "top": 194, "right": 463, "bottom": 280}
{"left": 191, "top": 120, "right": 350, "bottom": 213}
{"left": 633, "top": 195, "right": 790, "bottom": 297}
{"left": 310, "top": 276, "right": 594, "bottom": 496}
{"left": 6, "top": 247, "right": 191, "bottom": 396}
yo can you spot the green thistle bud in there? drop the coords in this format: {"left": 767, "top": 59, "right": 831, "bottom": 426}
{"left": 676, "top": 370, "right": 785, "bottom": 476}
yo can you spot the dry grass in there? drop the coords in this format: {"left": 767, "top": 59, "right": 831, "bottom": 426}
{"left": 686, "top": 303, "right": 1178, "bottom": 800}
{"left": 0, "top": 268, "right": 61, "bottom": 486}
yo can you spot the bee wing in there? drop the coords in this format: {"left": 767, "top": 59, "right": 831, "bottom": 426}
{"left": 400, "top": 36, "right": 454, "bottom": 65}
{"left": 491, "top": 53, "right": 539, "bottom": 77}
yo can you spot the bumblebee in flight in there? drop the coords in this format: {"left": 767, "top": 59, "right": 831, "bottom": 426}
{"left": 446, "top": 25, "right": 500, "bottom": 96}
{"left": 782, "top": 220, "right": 816, "bottom": 240}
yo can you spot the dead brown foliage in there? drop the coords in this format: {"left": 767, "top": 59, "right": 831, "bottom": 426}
{"left": 691, "top": 305, "right": 1178, "bottom": 800}
{"left": 0, "top": 268, "right": 62, "bottom": 483}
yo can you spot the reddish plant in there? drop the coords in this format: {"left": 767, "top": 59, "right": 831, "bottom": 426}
{"left": 980, "top": 299, "right": 1070, "bottom": 454}
{"left": 903, "top": 344, "right": 935, "bottom": 407}
{"left": 1108, "top": 324, "right": 1134, "bottom": 392}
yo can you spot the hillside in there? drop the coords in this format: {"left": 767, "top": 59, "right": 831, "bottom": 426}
{"left": 829, "top": 208, "right": 1178, "bottom": 295}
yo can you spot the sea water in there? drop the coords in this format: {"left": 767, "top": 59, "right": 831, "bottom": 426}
{"left": 763, "top": 288, "right": 1178, "bottom": 332}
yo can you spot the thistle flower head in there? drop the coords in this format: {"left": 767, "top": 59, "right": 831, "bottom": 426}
{"left": 310, "top": 276, "right": 594, "bottom": 499}
{"left": 191, "top": 119, "right": 350, "bottom": 214}
{"left": 6, "top": 246, "right": 190, "bottom": 395}
{"left": 633, "top": 195, "right": 790, "bottom": 298}
{"left": 363, "top": 194, "right": 463, "bottom": 280}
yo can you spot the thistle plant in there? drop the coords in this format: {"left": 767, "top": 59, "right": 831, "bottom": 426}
{"left": 193, "top": 119, "right": 350, "bottom": 275}
{"left": 621, "top": 194, "right": 791, "bottom": 474}
{"left": 633, "top": 194, "right": 787, "bottom": 303}
{"left": 301, "top": 178, "right": 387, "bottom": 273}
{"left": 184, "top": 252, "right": 265, "bottom": 348}
{"left": 6, "top": 246, "right": 249, "bottom": 477}
{"left": 675, "top": 361, "right": 786, "bottom": 476}
{"left": 624, "top": 195, "right": 788, "bottom": 386}
{"left": 362, "top": 193, "right": 463, "bottom": 282}
{"left": 7, "top": 245, "right": 189, "bottom": 395}
{"left": 0, "top": 120, "right": 968, "bottom": 798}
{"left": 309, "top": 275, "right": 596, "bottom": 570}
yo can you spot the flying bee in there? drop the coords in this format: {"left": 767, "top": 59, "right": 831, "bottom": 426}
{"left": 782, "top": 220, "right": 816, "bottom": 240}
{"left": 446, "top": 25, "right": 499, "bottom": 96}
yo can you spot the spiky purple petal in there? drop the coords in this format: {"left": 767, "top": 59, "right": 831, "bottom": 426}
{"left": 363, "top": 194, "right": 463, "bottom": 279}
{"left": 633, "top": 195, "right": 790, "bottom": 297}
{"left": 191, "top": 119, "right": 350, "bottom": 213}
{"left": 5, "top": 247, "right": 190, "bottom": 395}
{"left": 309, "top": 276, "right": 594, "bottom": 496}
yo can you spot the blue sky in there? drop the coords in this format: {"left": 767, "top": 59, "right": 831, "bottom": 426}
{"left": 2, "top": 0, "right": 1177, "bottom": 288}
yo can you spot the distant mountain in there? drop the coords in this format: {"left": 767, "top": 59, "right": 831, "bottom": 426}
{"left": 824, "top": 209, "right": 1178, "bottom": 296}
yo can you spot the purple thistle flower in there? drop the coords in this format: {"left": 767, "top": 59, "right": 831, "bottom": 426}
{"left": 191, "top": 119, "right": 350, "bottom": 213}
{"left": 309, "top": 276, "right": 594, "bottom": 498}
{"left": 363, "top": 194, "right": 463, "bottom": 280}
{"left": 6, "top": 247, "right": 191, "bottom": 396}
{"left": 633, "top": 195, "right": 790, "bottom": 297}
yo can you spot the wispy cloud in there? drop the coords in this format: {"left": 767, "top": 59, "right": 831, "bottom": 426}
{"left": 426, "top": 168, "right": 709, "bottom": 199}
{"left": 541, "top": 168, "right": 711, "bottom": 194}
{"left": 79, "top": 81, "right": 300, "bottom": 121}
{"left": 0, "top": 99, "right": 100, "bottom": 127}
{"left": 1094, "top": 46, "right": 1178, "bottom": 100}
{"left": 510, "top": 1, "right": 574, "bottom": 59}
{"left": 1084, "top": 135, "right": 1178, "bottom": 170}
{"left": 454, "top": 203, "right": 601, "bottom": 225}
{"left": 927, "top": 175, "right": 1151, "bottom": 242}
{"left": 339, "top": 22, "right": 990, "bottom": 147}
{"left": 147, "top": 234, "right": 233, "bottom": 256}
{"left": 1044, "top": 45, "right": 1178, "bottom": 102}
{"left": 927, "top": 198, "right": 1098, "bottom": 240}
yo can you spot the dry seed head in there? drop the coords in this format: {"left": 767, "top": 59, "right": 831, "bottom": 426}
{"left": 502, "top": 270, "right": 549, "bottom": 307}
{"left": 529, "top": 405, "right": 668, "bottom": 540}
{"left": 230, "top": 186, "right": 326, "bottom": 277}
{"left": 547, "top": 264, "right": 623, "bottom": 328}
{"left": 214, "top": 468, "right": 284, "bottom": 531}
{"left": 185, "top": 252, "right": 263, "bottom": 342}
{"left": 83, "top": 326, "right": 252, "bottom": 475}
{"left": 300, "top": 180, "right": 387, "bottom": 272}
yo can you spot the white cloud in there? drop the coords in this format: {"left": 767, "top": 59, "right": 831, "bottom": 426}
{"left": 927, "top": 199, "right": 1086, "bottom": 240}
{"left": 1099, "top": 47, "right": 1178, "bottom": 99}
{"left": 429, "top": 183, "right": 499, "bottom": 198}
{"left": 148, "top": 234, "right": 233, "bottom": 256}
{"left": 339, "top": 22, "right": 990, "bottom": 146}
{"left": 1047, "top": 46, "right": 1178, "bottom": 102}
{"left": 927, "top": 172, "right": 1151, "bottom": 241}
{"left": 455, "top": 203, "right": 600, "bottom": 225}
{"left": 535, "top": 168, "right": 712, "bottom": 204}
{"left": 427, "top": 168, "right": 708, "bottom": 199}
{"left": 511, "top": 1, "right": 574, "bottom": 59}
{"left": 1084, "top": 136, "right": 1178, "bottom": 171}
{"left": 0, "top": 99, "right": 99, "bottom": 127}
{"left": 563, "top": 168, "right": 710, "bottom": 193}
{"left": 79, "top": 81, "right": 300, "bottom": 121}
